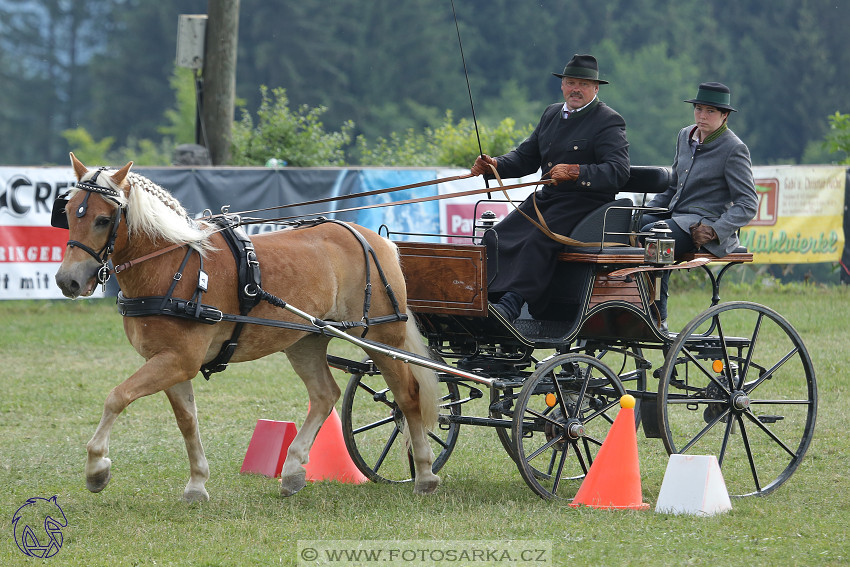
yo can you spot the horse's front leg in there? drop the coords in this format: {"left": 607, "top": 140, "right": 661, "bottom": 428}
{"left": 86, "top": 350, "right": 200, "bottom": 495}
{"left": 164, "top": 380, "right": 210, "bottom": 502}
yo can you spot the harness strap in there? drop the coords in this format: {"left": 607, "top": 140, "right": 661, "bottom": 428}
{"left": 199, "top": 218, "right": 263, "bottom": 379}
{"left": 324, "top": 220, "right": 406, "bottom": 336}
{"left": 116, "top": 293, "right": 406, "bottom": 337}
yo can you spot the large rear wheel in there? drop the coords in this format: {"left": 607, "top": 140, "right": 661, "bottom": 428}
{"left": 658, "top": 302, "right": 817, "bottom": 497}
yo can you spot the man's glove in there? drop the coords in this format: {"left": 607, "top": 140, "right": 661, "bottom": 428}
{"left": 471, "top": 154, "right": 498, "bottom": 176}
{"left": 690, "top": 222, "right": 717, "bottom": 248}
{"left": 547, "top": 164, "right": 580, "bottom": 184}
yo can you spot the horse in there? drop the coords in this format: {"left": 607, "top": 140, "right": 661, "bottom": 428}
{"left": 53, "top": 153, "right": 440, "bottom": 502}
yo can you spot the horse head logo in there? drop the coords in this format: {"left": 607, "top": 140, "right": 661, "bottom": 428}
{"left": 12, "top": 495, "right": 68, "bottom": 558}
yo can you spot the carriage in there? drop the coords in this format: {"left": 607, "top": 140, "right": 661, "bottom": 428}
{"left": 332, "top": 165, "right": 817, "bottom": 501}
{"left": 53, "top": 156, "right": 816, "bottom": 503}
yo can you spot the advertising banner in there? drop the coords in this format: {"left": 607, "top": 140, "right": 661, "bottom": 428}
{"left": 0, "top": 167, "right": 88, "bottom": 299}
{"left": 741, "top": 166, "right": 846, "bottom": 263}
{"left": 1, "top": 164, "right": 847, "bottom": 300}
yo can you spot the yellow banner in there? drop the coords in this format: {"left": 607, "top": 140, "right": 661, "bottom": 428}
{"left": 740, "top": 166, "right": 846, "bottom": 263}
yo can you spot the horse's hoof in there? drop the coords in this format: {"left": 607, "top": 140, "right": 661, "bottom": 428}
{"left": 86, "top": 468, "right": 112, "bottom": 493}
{"left": 413, "top": 474, "right": 440, "bottom": 495}
{"left": 280, "top": 469, "right": 307, "bottom": 497}
{"left": 183, "top": 487, "right": 210, "bottom": 503}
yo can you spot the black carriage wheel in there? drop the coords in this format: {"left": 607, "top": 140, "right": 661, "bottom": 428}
{"left": 658, "top": 301, "right": 817, "bottom": 497}
{"left": 340, "top": 361, "right": 461, "bottom": 483}
{"left": 512, "top": 353, "right": 626, "bottom": 500}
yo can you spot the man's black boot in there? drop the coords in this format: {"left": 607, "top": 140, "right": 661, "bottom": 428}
{"left": 491, "top": 291, "right": 524, "bottom": 322}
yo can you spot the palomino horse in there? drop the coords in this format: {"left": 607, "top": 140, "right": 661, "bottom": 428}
{"left": 54, "top": 153, "right": 440, "bottom": 501}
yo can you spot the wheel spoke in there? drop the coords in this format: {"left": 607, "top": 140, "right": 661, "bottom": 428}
{"left": 352, "top": 415, "right": 395, "bottom": 435}
{"left": 717, "top": 414, "right": 735, "bottom": 467}
{"left": 682, "top": 347, "right": 731, "bottom": 394}
{"left": 526, "top": 434, "right": 563, "bottom": 463}
{"left": 742, "top": 409, "right": 799, "bottom": 459}
{"left": 738, "top": 312, "right": 764, "bottom": 385}
{"left": 427, "top": 430, "right": 449, "bottom": 449}
{"left": 550, "top": 447, "right": 569, "bottom": 496}
{"left": 578, "top": 398, "right": 621, "bottom": 425}
{"left": 738, "top": 415, "right": 762, "bottom": 492}
{"left": 574, "top": 440, "right": 590, "bottom": 474}
{"left": 680, "top": 408, "right": 731, "bottom": 453}
{"left": 372, "top": 426, "right": 402, "bottom": 474}
{"left": 743, "top": 346, "right": 800, "bottom": 395}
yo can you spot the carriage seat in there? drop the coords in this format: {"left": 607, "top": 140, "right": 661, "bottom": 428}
{"left": 560, "top": 166, "right": 671, "bottom": 257}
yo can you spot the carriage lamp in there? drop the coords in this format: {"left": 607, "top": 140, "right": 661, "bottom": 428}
{"left": 644, "top": 221, "right": 675, "bottom": 265}
{"left": 479, "top": 210, "right": 498, "bottom": 229}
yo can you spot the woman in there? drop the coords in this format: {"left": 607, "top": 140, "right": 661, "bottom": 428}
{"left": 641, "top": 82, "right": 758, "bottom": 329}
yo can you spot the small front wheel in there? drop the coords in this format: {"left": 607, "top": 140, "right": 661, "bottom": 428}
{"left": 512, "top": 353, "right": 626, "bottom": 500}
{"left": 340, "top": 361, "right": 461, "bottom": 483}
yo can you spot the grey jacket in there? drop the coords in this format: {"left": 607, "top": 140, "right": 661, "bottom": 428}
{"left": 648, "top": 125, "right": 758, "bottom": 256}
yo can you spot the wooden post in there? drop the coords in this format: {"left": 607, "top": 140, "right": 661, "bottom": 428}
{"left": 201, "top": 0, "right": 240, "bottom": 165}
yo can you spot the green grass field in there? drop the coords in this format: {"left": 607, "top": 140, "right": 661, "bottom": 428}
{"left": 1, "top": 286, "right": 848, "bottom": 566}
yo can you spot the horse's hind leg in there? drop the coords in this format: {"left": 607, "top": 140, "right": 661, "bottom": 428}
{"left": 279, "top": 335, "right": 339, "bottom": 497}
{"left": 372, "top": 355, "right": 440, "bottom": 495}
{"left": 164, "top": 380, "right": 210, "bottom": 502}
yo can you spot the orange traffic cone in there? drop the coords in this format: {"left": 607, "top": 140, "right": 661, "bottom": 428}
{"left": 570, "top": 395, "right": 649, "bottom": 510}
{"left": 240, "top": 419, "right": 298, "bottom": 477}
{"left": 304, "top": 407, "right": 368, "bottom": 484}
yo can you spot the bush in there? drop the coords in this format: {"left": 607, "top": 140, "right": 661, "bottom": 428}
{"left": 356, "top": 111, "right": 533, "bottom": 167}
{"left": 230, "top": 86, "right": 354, "bottom": 166}
{"left": 824, "top": 111, "right": 850, "bottom": 164}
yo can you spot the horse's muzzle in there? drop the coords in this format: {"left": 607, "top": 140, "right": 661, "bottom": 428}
{"left": 55, "top": 261, "right": 100, "bottom": 298}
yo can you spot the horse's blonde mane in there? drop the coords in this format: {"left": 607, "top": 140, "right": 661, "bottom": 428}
{"left": 76, "top": 169, "right": 215, "bottom": 253}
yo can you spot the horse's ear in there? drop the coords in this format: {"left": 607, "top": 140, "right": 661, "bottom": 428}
{"left": 111, "top": 161, "right": 134, "bottom": 186}
{"left": 69, "top": 152, "right": 87, "bottom": 181}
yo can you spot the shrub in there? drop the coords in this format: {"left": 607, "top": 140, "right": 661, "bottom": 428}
{"left": 230, "top": 86, "right": 354, "bottom": 166}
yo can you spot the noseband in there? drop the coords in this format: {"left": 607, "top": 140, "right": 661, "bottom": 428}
{"left": 53, "top": 168, "right": 124, "bottom": 285}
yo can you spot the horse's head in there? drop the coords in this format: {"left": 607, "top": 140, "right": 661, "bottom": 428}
{"left": 54, "top": 153, "right": 132, "bottom": 298}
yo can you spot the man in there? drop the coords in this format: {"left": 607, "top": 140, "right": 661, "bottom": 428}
{"left": 471, "top": 54, "right": 630, "bottom": 322}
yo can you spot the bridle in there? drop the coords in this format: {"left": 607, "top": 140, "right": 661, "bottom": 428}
{"left": 52, "top": 168, "right": 125, "bottom": 286}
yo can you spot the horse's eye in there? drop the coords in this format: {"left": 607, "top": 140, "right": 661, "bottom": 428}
{"left": 95, "top": 216, "right": 112, "bottom": 228}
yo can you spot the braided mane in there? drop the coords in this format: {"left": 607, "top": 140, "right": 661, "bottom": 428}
{"left": 76, "top": 168, "right": 215, "bottom": 253}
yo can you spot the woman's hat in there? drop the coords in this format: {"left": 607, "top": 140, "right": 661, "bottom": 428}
{"left": 552, "top": 54, "right": 609, "bottom": 84}
{"left": 684, "top": 82, "right": 737, "bottom": 112}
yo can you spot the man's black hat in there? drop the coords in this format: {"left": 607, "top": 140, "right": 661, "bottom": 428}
{"left": 552, "top": 54, "right": 609, "bottom": 84}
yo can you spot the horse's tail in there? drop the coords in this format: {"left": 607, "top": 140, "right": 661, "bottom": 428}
{"left": 403, "top": 313, "right": 440, "bottom": 431}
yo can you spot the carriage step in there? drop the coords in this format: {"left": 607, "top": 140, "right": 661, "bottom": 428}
{"left": 758, "top": 415, "right": 784, "bottom": 424}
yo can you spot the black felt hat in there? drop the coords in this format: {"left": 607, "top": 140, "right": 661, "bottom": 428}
{"left": 684, "top": 82, "right": 737, "bottom": 112}
{"left": 552, "top": 54, "right": 609, "bottom": 84}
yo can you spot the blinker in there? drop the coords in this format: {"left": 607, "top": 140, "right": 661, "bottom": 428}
{"left": 51, "top": 193, "right": 70, "bottom": 229}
